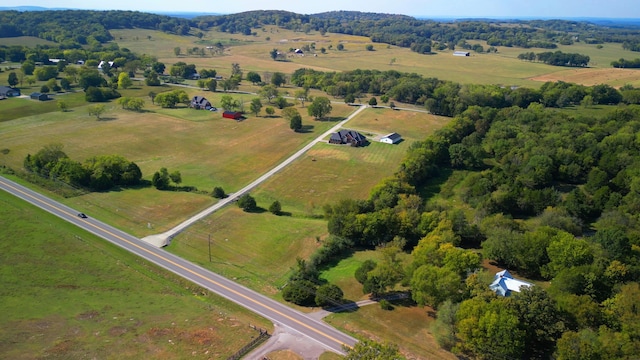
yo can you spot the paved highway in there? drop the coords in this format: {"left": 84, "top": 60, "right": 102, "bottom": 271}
{"left": 0, "top": 176, "right": 357, "bottom": 355}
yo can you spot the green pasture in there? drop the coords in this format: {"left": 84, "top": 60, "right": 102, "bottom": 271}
{"left": 0, "top": 36, "right": 56, "bottom": 47}
{"left": 167, "top": 206, "right": 327, "bottom": 295}
{"left": 0, "top": 188, "right": 269, "bottom": 359}
{"left": 111, "top": 26, "right": 640, "bottom": 88}
{"left": 318, "top": 250, "right": 382, "bottom": 301}
{"left": 0, "top": 91, "right": 355, "bottom": 234}
{"left": 252, "top": 107, "right": 450, "bottom": 214}
{"left": 325, "top": 300, "right": 456, "bottom": 360}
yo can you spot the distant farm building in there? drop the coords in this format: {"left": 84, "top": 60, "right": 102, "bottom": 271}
{"left": 30, "top": 92, "right": 48, "bottom": 101}
{"left": 98, "top": 60, "right": 115, "bottom": 70}
{"left": 380, "top": 132, "right": 402, "bottom": 144}
{"left": 453, "top": 51, "right": 470, "bottom": 57}
{"left": 222, "top": 111, "right": 243, "bottom": 120}
{"left": 329, "top": 130, "right": 367, "bottom": 147}
{"left": 294, "top": 49, "right": 304, "bottom": 55}
{"left": 0, "top": 86, "right": 21, "bottom": 98}
{"left": 489, "top": 269, "right": 533, "bottom": 297}
{"left": 191, "top": 95, "right": 212, "bottom": 110}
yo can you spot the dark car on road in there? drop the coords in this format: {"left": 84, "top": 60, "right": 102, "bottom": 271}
{"left": 77, "top": 213, "right": 87, "bottom": 218}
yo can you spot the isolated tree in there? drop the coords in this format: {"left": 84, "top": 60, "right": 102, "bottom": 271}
{"left": 246, "top": 71, "right": 262, "bottom": 84}
{"left": 270, "top": 48, "right": 279, "bottom": 60}
{"left": 369, "top": 97, "right": 378, "bottom": 106}
{"left": 281, "top": 107, "right": 300, "bottom": 121}
{"left": 22, "top": 60, "right": 35, "bottom": 75}
{"left": 295, "top": 89, "right": 309, "bottom": 107}
{"left": 337, "top": 43, "right": 344, "bottom": 51}
{"left": 250, "top": 98, "right": 263, "bottom": 116}
{"left": 231, "top": 63, "right": 242, "bottom": 78}
{"left": 315, "top": 284, "right": 344, "bottom": 307}
{"left": 237, "top": 194, "right": 257, "bottom": 212}
{"left": 174, "top": 47, "right": 181, "bottom": 56}
{"left": 145, "top": 70, "right": 161, "bottom": 86}
{"left": 57, "top": 101, "right": 68, "bottom": 112}
{"left": 220, "top": 95, "right": 239, "bottom": 111}
{"left": 307, "top": 96, "right": 332, "bottom": 119}
{"left": 271, "top": 72, "right": 286, "bottom": 87}
{"left": 60, "top": 78, "right": 71, "bottom": 90}
{"left": 212, "top": 186, "right": 226, "bottom": 199}
{"left": 87, "top": 104, "right": 106, "bottom": 119}
{"left": 274, "top": 96, "right": 288, "bottom": 109}
{"left": 7, "top": 72, "right": 18, "bottom": 87}
{"left": 117, "top": 72, "right": 133, "bottom": 89}
{"left": 344, "top": 93, "right": 356, "bottom": 104}
{"left": 206, "top": 78, "right": 217, "bottom": 92}
{"left": 259, "top": 84, "right": 279, "bottom": 103}
{"left": 40, "top": 85, "right": 50, "bottom": 94}
{"left": 265, "top": 107, "right": 275, "bottom": 117}
{"left": 366, "top": 44, "right": 374, "bottom": 51}
{"left": 148, "top": 91, "right": 156, "bottom": 104}
{"left": 269, "top": 200, "right": 282, "bottom": 215}
{"left": 169, "top": 170, "right": 182, "bottom": 187}
{"left": 152, "top": 167, "right": 170, "bottom": 190}
{"left": 290, "top": 114, "right": 302, "bottom": 132}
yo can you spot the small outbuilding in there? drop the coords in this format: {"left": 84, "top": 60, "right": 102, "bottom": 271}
{"left": 380, "top": 132, "right": 402, "bottom": 144}
{"left": 30, "top": 92, "right": 48, "bottom": 101}
{"left": 453, "top": 51, "right": 470, "bottom": 57}
{"left": 0, "top": 86, "right": 21, "bottom": 97}
{"left": 222, "top": 111, "right": 243, "bottom": 120}
{"left": 191, "top": 95, "right": 212, "bottom": 110}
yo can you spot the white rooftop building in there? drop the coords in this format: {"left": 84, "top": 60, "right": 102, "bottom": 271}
{"left": 489, "top": 269, "right": 533, "bottom": 297}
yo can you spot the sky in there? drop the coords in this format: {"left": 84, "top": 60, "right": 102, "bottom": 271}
{"left": 6, "top": 0, "right": 640, "bottom": 19}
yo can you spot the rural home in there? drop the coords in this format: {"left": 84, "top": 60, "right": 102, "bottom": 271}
{"left": 98, "top": 60, "right": 115, "bottom": 70}
{"left": 380, "top": 132, "right": 402, "bottom": 144}
{"left": 29, "top": 92, "right": 48, "bottom": 101}
{"left": 222, "top": 111, "right": 243, "bottom": 120}
{"left": 453, "top": 51, "right": 470, "bottom": 57}
{"left": 191, "top": 95, "right": 212, "bottom": 110}
{"left": 329, "top": 130, "right": 367, "bottom": 147}
{"left": 0, "top": 86, "right": 21, "bottom": 98}
{"left": 489, "top": 269, "right": 533, "bottom": 297}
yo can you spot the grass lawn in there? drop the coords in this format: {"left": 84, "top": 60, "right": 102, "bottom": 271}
{"left": 111, "top": 26, "right": 640, "bottom": 88}
{"left": 319, "top": 250, "right": 381, "bottom": 301}
{"left": 0, "top": 93, "right": 356, "bottom": 234}
{"left": 324, "top": 299, "right": 456, "bottom": 360}
{"left": 167, "top": 206, "right": 328, "bottom": 295}
{"left": 0, "top": 188, "right": 270, "bottom": 359}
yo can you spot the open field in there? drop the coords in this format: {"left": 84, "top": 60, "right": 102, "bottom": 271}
{"left": 319, "top": 250, "right": 382, "bottom": 301}
{"left": 168, "top": 206, "right": 328, "bottom": 295}
{"left": 111, "top": 27, "right": 640, "bottom": 87}
{"left": 0, "top": 188, "right": 270, "bottom": 359}
{"left": 324, "top": 299, "right": 456, "bottom": 360}
{"left": 0, "top": 35, "right": 57, "bottom": 47}
{"left": 0, "top": 91, "right": 354, "bottom": 235}
{"left": 252, "top": 107, "right": 450, "bottom": 213}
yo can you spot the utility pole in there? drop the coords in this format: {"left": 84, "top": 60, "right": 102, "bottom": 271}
{"left": 208, "top": 234, "right": 212, "bottom": 262}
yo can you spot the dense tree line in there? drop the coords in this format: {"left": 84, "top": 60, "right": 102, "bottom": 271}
{"left": 23, "top": 144, "right": 142, "bottom": 191}
{"left": 291, "top": 68, "right": 627, "bottom": 117}
{"left": 195, "top": 10, "right": 640, "bottom": 54}
{"left": 611, "top": 57, "right": 640, "bottom": 68}
{"left": 518, "top": 50, "right": 590, "bottom": 67}
{"left": 0, "top": 10, "right": 191, "bottom": 47}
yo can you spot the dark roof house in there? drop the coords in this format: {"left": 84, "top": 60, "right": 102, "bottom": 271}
{"left": 0, "top": 86, "right": 21, "bottom": 97}
{"left": 191, "top": 95, "right": 212, "bottom": 110}
{"left": 30, "top": 92, "right": 48, "bottom": 101}
{"left": 329, "top": 130, "right": 367, "bottom": 147}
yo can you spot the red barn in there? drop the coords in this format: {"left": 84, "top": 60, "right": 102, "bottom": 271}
{"left": 223, "top": 111, "right": 243, "bottom": 120}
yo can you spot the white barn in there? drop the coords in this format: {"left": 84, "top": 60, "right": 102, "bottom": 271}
{"left": 489, "top": 269, "right": 533, "bottom": 297}
{"left": 453, "top": 51, "right": 470, "bottom": 57}
{"left": 380, "top": 133, "right": 402, "bottom": 144}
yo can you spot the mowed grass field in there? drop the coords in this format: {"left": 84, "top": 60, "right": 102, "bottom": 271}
{"left": 111, "top": 26, "right": 640, "bottom": 87}
{"left": 0, "top": 188, "right": 270, "bottom": 359}
{"left": 0, "top": 85, "right": 355, "bottom": 235}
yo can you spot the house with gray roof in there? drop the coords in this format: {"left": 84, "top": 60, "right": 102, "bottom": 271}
{"left": 329, "top": 130, "right": 367, "bottom": 147}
